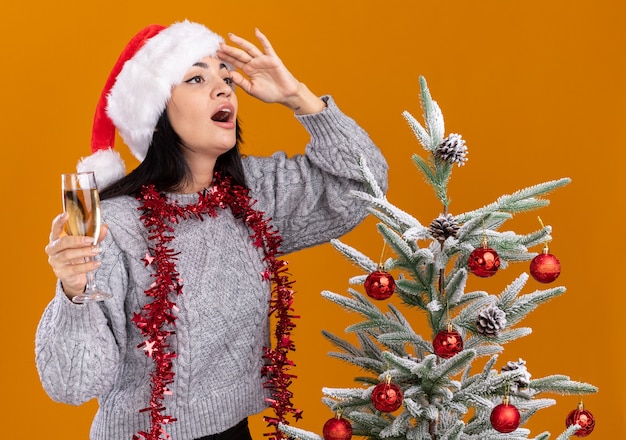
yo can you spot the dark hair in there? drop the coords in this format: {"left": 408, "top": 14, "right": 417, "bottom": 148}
{"left": 100, "top": 111, "right": 246, "bottom": 200}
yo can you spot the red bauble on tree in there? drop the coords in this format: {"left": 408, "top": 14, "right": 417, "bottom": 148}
{"left": 432, "top": 323, "right": 464, "bottom": 358}
{"left": 364, "top": 270, "right": 396, "bottom": 300}
{"left": 490, "top": 396, "right": 521, "bottom": 433}
{"left": 530, "top": 245, "right": 561, "bottom": 283}
{"left": 566, "top": 402, "right": 595, "bottom": 437}
{"left": 322, "top": 413, "right": 353, "bottom": 440}
{"left": 371, "top": 376, "right": 403, "bottom": 412}
{"left": 468, "top": 237, "right": 500, "bottom": 278}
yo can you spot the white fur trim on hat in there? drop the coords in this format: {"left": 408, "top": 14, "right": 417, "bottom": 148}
{"left": 77, "top": 148, "right": 126, "bottom": 189}
{"left": 106, "top": 20, "right": 224, "bottom": 162}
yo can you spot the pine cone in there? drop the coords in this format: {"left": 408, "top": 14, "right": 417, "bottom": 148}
{"left": 435, "top": 133, "right": 468, "bottom": 167}
{"left": 429, "top": 213, "right": 460, "bottom": 243}
{"left": 501, "top": 358, "right": 532, "bottom": 391}
{"left": 475, "top": 306, "right": 507, "bottom": 337}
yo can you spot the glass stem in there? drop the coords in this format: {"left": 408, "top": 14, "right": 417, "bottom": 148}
{"left": 85, "top": 259, "right": 97, "bottom": 293}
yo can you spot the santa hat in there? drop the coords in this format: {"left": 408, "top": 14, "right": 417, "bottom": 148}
{"left": 77, "top": 20, "right": 225, "bottom": 188}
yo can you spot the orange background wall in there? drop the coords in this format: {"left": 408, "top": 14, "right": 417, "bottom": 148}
{"left": 2, "top": 0, "right": 623, "bottom": 438}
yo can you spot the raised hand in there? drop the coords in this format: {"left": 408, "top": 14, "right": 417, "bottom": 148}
{"left": 218, "top": 29, "right": 325, "bottom": 115}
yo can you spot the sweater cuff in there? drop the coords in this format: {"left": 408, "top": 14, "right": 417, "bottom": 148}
{"left": 295, "top": 95, "right": 359, "bottom": 145}
{"left": 48, "top": 281, "right": 107, "bottom": 338}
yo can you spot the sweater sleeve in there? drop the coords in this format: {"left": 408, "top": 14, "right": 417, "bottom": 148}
{"left": 243, "top": 95, "right": 389, "bottom": 254}
{"left": 35, "top": 231, "right": 128, "bottom": 405}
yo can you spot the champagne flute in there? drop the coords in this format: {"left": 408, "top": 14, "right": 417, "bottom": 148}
{"left": 61, "top": 172, "right": 112, "bottom": 303}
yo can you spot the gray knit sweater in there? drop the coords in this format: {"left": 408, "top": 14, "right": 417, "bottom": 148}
{"left": 35, "top": 96, "right": 388, "bottom": 440}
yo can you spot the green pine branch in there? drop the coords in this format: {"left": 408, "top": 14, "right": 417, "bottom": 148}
{"left": 455, "top": 178, "right": 571, "bottom": 223}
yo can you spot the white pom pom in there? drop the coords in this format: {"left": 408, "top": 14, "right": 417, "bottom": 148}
{"left": 77, "top": 148, "right": 126, "bottom": 189}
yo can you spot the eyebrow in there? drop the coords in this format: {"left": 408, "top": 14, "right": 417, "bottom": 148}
{"left": 192, "top": 61, "right": 229, "bottom": 70}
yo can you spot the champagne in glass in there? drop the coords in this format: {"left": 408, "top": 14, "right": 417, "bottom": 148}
{"left": 61, "top": 172, "right": 112, "bottom": 303}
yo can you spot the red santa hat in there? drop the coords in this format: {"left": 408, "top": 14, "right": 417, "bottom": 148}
{"left": 77, "top": 20, "right": 225, "bottom": 188}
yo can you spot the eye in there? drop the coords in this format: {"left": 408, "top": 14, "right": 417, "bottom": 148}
{"left": 184, "top": 75, "right": 204, "bottom": 84}
{"left": 223, "top": 76, "right": 235, "bottom": 89}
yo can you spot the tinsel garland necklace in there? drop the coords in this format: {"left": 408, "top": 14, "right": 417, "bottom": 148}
{"left": 132, "top": 173, "right": 301, "bottom": 440}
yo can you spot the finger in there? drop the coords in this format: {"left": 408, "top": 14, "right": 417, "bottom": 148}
{"left": 227, "top": 32, "right": 265, "bottom": 57}
{"left": 53, "top": 258, "right": 100, "bottom": 288}
{"left": 228, "top": 71, "right": 251, "bottom": 93}
{"left": 65, "top": 258, "right": 101, "bottom": 274}
{"left": 49, "top": 212, "right": 68, "bottom": 242}
{"left": 53, "top": 253, "right": 100, "bottom": 274}
{"left": 217, "top": 46, "right": 250, "bottom": 69}
{"left": 253, "top": 28, "right": 277, "bottom": 57}
{"left": 46, "top": 235, "right": 95, "bottom": 258}
{"left": 47, "top": 239, "right": 99, "bottom": 264}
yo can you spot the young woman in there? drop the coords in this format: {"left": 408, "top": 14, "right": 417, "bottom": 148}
{"left": 37, "top": 20, "right": 388, "bottom": 440}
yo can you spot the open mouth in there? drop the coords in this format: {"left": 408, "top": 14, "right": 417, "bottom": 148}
{"left": 211, "top": 107, "right": 233, "bottom": 123}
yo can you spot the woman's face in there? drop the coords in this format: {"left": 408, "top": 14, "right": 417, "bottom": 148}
{"left": 167, "top": 56, "right": 238, "bottom": 160}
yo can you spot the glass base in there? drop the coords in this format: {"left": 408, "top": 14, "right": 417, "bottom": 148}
{"left": 72, "top": 290, "right": 113, "bottom": 304}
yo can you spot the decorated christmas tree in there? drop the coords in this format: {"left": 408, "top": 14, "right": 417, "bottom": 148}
{"left": 279, "top": 76, "right": 598, "bottom": 440}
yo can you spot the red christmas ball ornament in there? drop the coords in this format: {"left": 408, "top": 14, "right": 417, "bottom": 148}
{"left": 371, "top": 378, "right": 403, "bottom": 412}
{"left": 490, "top": 397, "right": 521, "bottom": 433}
{"left": 364, "top": 270, "right": 396, "bottom": 300}
{"left": 566, "top": 402, "right": 595, "bottom": 437}
{"left": 323, "top": 413, "right": 353, "bottom": 440}
{"left": 468, "top": 240, "right": 500, "bottom": 278}
{"left": 432, "top": 323, "right": 464, "bottom": 359}
{"left": 530, "top": 246, "right": 561, "bottom": 283}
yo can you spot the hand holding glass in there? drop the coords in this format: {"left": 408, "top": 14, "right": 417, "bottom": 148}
{"left": 61, "top": 172, "right": 112, "bottom": 303}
